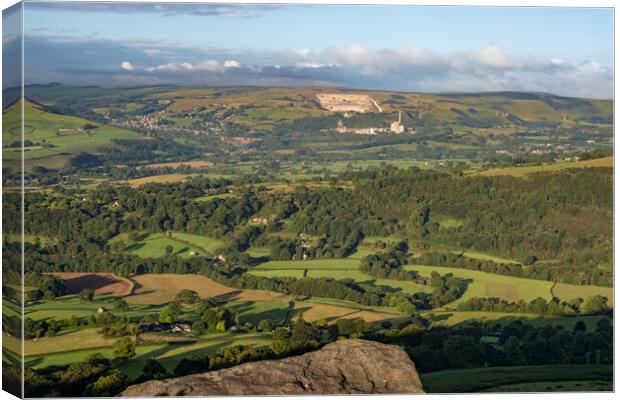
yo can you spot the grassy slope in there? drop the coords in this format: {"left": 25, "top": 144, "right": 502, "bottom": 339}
{"left": 410, "top": 265, "right": 612, "bottom": 306}
{"left": 24, "top": 295, "right": 162, "bottom": 321}
{"left": 110, "top": 231, "right": 224, "bottom": 258}
{"left": 23, "top": 332, "right": 272, "bottom": 379}
{"left": 3, "top": 100, "right": 141, "bottom": 161}
{"left": 406, "top": 265, "right": 554, "bottom": 306}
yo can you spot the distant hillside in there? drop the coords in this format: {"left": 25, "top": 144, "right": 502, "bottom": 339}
{"left": 22, "top": 85, "right": 612, "bottom": 135}
{"left": 2, "top": 99, "right": 143, "bottom": 168}
{"left": 8, "top": 85, "right": 612, "bottom": 170}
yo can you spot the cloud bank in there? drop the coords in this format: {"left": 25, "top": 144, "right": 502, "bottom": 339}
{"left": 24, "top": 36, "right": 613, "bottom": 99}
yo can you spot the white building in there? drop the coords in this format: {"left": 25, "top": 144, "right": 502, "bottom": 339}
{"left": 390, "top": 111, "right": 405, "bottom": 134}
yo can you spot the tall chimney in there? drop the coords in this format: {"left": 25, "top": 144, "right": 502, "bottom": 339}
{"left": 398, "top": 111, "right": 402, "bottom": 123}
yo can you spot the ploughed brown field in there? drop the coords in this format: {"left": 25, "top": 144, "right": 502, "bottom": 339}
{"left": 125, "top": 273, "right": 288, "bottom": 305}
{"left": 51, "top": 272, "right": 134, "bottom": 296}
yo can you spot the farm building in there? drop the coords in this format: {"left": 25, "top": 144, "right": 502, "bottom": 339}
{"left": 171, "top": 323, "right": 192, "bottom": 333}
{"left": 139, "top": 322, "right": 193, "bottom": 333}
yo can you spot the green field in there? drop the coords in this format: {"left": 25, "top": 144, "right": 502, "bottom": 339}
{"left": 23, "top": 332, "right": 272, "bottom": 379}
{"left": 228, "top": 300, "right": 291, "bottom": 326}
{"left": 424, "top": 311, "right": 611, "bottom": 331}
{"left": 255, "top": 258, "right": 360, "bottom": 270}
{"left": 168, "top": 232, "right": 225, "bottom": 255}
{"left": 420, "top": 364, "right": 613, "bottom": 393}
{"left": 405, "top": 265, "right": 612, "bottom": 307}
{"left": 3, "top": 100, "right": 142, "bottom": 162}
{"left": 406, "top": 265, "right": 554, "bottom": 306}
{"left": 24, "top": 295, "right": 162, "bottom": 322}
{"left": 250, "top": 259, "right": 434, "bottom": 295}
{"left": 195, "top": 193, "right": 236, "bottom": 202}
{"left": 246, "top": 246, "right": 271, "bottom": 258}
{"left": 23, "top": 328, "right": 118, "bottom": 357}
{"left": 110, "top": 231, "right": 224, "bottom": 258}
{"left": 251, "top": 269, "right": 306, "bottom": 279}
{"left": 2, "top": 298, "right": 21, "bottom": 318}
{"left": 456, "top": 250, "right": 520, "bottom": 265}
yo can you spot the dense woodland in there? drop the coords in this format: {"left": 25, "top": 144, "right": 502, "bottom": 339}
{"left": 4, "top": 165, "right": 611, "bottom": 287}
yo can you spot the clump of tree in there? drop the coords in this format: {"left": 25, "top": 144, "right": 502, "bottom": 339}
{"left": 24, "top": 272, "right": 67, "bottom": 301}
{"left": 176, "top": 289, "right": 200, "bottom": 305}
{"left": 25, "top": 353, "right": 129, "bottom": 397}
{"left": 456, "top": 295, "right": 609, "bottom": 316}
{"left": 359, "top": 241, "right": 412, "bottom": 280}
{"left": 112, "top": 337, "right": 136, "bottom": 362}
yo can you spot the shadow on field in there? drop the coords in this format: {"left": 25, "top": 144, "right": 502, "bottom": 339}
{"left": 126, "top": 243, "right": 145, "bottom": 252}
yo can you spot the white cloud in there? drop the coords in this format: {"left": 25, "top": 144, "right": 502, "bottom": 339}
{"left": 473, "top": 44, "right": 510, "bottom": 68}
{"left": 120, "top": 61, "right": 134, "bottom": 71}
{"left": 110, "top": 43, "right": 611, "bottom": 98}
{"left": 578, "top": 60, "right": 606, "bottom": 73}
{"left": 223, "top": 60, "right": 240, "bottom": 68}
{"left": 145, "top": 59, "right": 240, "bottom": 72}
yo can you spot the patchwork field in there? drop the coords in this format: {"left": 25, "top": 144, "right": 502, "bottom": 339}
{"left": 51, "top": 272, "right": 134, "bottom": 296}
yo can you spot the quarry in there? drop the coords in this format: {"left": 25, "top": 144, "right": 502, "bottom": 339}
{"left": 316, "top": 93, "right": 383, "bottom": 113}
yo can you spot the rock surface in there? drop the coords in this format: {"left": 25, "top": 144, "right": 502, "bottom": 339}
{"left": 121, "top": 339, "right": 424, "bottom": 396}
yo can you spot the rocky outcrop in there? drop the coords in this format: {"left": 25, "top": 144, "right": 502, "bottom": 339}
{"left": 122, "top": 339, "right": 424, "bottom": 396}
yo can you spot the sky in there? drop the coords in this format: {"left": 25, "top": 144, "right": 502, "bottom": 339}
{"left": 3, "top": 2, "right": 614, "bottom": 98}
